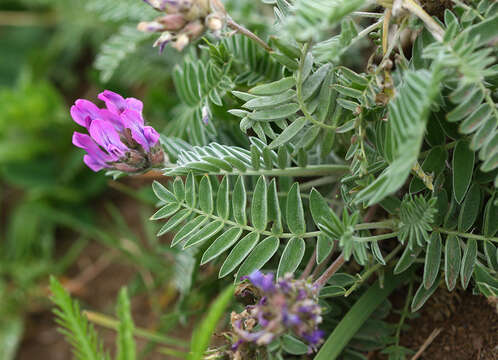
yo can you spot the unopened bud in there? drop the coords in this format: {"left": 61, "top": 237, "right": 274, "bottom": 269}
{"left": 206, "top": 15, "right": 223, "bottom": 32}
{"left": 158, "top": 13, "right": 187, "bottom": 31}
{"left": 173, "top": 33, "right": 190, "bottom": 51}
{"left": 184, "top": 20, "right": 205, "bottom": 37}
{"left": 138, "top": 21, "right": 165, "bottom": 33}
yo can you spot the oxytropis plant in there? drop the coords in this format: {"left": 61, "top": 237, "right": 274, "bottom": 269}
{"left": 56, "top": 0, "right": 498, "bottom": 359}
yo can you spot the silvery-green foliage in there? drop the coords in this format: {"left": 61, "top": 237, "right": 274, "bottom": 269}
{"left": 80, "top": 0, "right": 498, "bottom": 358}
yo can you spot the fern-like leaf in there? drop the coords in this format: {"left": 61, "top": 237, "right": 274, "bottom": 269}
{"left": 50, "top": 277, "right": 109, "bottom": 360}
{"left": 94, "top": 26, "right": 151, "bottom": 83}
{"left": 355, "top": 69, "right": 441, "bottom": 205}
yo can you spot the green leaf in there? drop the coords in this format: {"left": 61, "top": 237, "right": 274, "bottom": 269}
{"left": 216, "top": 176, "right": 230, "bottom": 219}
{"left": 173, "top": 178, "right": 185, "bottom": 202}
{"left": 152, "top": 181, "right": 177, "bottom": 203}
{"left": 268, "top": 117, "right": 307, "bottom": 149}
{"left": 150, "top": 203, "right": 181, "bottom": 220}
{"left": 310, "top": 188, "right": 332, "bottom": 225}
{"left": 320, "top": 286, "right": 346, "bottom": 298}
{"left": 189, "top": 285, "right": 234, "bottom": 360}
{"left": 251, "top": 176, "right": 268, "bottom": 231}
{"left": 171, "top": 216, "right": 208, "bottom": 247}
{"left": 219, "top": 232, "right": 260, "bottom": 278}
{"left": 183, "top": 221, "right": 224, "bottom": 249}
{"left": 460, "top": 239, "right": 477, "bottom": 289}
{"left": 50, "top": 276, "right": 107, "bottom": 360}
{"left": 249, "top": 77, "right": 296, "bottom": 96}
{"left": 394, "top": 245, "right": 422, "bottom": 274}
{"left": 423, "top": 232, "right": 441, "bottom": 289}
{"left": 411, "top": 274, "right": 440, "bottom": 312}
{"left": 483, "top": 240, "right": 498, "bottom": 271}
{"left": 282, "top": 334, "right": 308, "bottom": 355}
{"left": 199, "top": 176, "right": 214, "bottom": 214}
{"left": 248, "top": 103, "right": 300, "bottom": 121}
{"left": 315, "top": 271, "right": 409, "bottom": 360}
{"left": 452, "top": 140, "right": 475, "bottom": 203}
{"left": 286, "top": 183, "right": 305, "bottom": 234}
{"left": 243, "top": 89, "right": 296, "bottom": 109}
{"left": 116, "top": 288, "right": 136, "bottom": 360}
{"left": 444, "top": 235, "right": 461, "bottom": 291}
{"left": 268, "top": 178, "right": 283, "bottom": 233}
{"left": 317, "top": 234, "right": 333, "bottom": 264}
{"left": 236, "top": 236, "right": 280, "bottom": 281}
{"left": 232, "top": 176, "right": 247, "bottom": 225}
{"left": 483, "top": 194, "right": 498, "bottom": 237}
{"left": 277, "top": 237, "right": 305, "bottom": 278}
{"left": 201, "top": 228, "right": 243, "bottom": 265}
{"left": 355, "top": 70, "right": 440, "bottom": 205}
{"left": 157, "top": 209, "right": 192, "bottom": 236}
{"left": 185, "top": 173, "right": 196, "bottom": 208}
{"left": 458, "top": 183, "right": 481, "bottom": 232}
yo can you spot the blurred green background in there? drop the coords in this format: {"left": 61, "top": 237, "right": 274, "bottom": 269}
{"left": 0, "top": 1, "right": 272, "bottom": 358}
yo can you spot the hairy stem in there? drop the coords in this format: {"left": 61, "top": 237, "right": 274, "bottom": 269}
{"left": 167, "top": 164, "right": 350, "bottom": 177}
{"left": 434, "top": 227, "right": 498, "bottom": 243}
{"left": 300, "top": 247, "right": 317, "bottom": 279}
{"left": 314, "top": 254, "right": 346, "bottom": 288}
{"left": 402, "top": 0, "right": 445, "bottom": 41}
{"left": 226, "top": 18, "right": 272, "bottom": 52}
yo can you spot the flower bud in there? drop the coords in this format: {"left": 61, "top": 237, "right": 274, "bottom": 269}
{"left": 172, "top": 33, "right": 190, "bottom": 51}
{"left": 158, "top": 13, "right": 187, "bottom": 31}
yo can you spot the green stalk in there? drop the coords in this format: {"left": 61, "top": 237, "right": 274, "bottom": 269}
{"left": 84, "top": 311, "right": 189, "bottom": 348}
{"left": 315, "top": 270, "right": 410, "bottom": 360}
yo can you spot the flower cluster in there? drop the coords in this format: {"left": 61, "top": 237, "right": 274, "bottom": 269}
{"left": 71, "top": 90, "right": 164, "bottom": 173}
{"left": 230, "top": 271, "right": 324, "bottom": 356}
{"left": 138, "top": 0, "right": 226, "bottom": 52}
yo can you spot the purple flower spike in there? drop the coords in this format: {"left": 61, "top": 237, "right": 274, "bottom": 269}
{"left": 70, "top": 90, "right": 164, "bottom": 173}
{"left": 232, "top": 272, "right": 324, "bottom": 354}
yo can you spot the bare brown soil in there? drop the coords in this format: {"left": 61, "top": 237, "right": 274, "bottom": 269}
{"left": 400, "top": 288, "right": 498, "bottom": 360}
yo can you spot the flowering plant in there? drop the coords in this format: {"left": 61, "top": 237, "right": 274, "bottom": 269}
{"left": 50, "top": 0, "right": 498, "bottom": 359}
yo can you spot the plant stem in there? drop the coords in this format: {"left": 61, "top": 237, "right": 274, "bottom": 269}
{"left": 355, "top": 220, "right": 395, "bottom": 230}
{"left": 312, "top": 241, "right": 337, "bottom": 280}
{"left": 300, "top": 247, "right": 317, "bottom": 279}
{"left": 84, "top": 311, "right": 190, "bottom": 348}
{"left": 344, "top": 244, "right": 403, "bottom": 296}
{"left": 314, "top": 254, "right": 346, "bottom": 288}
{"left": 167, "top": 164, "right": 350, "bottom": 177}
{"left": 402, "top": 0, "right": 445, "bottom": 41}
{"left": 226, "top": 18, "right": 272, "bottom": 52}
{"left": 354, "top": 231, "right": 400, "bottom": 243}
{"left": 352, "top": 11, "right": 384, "bottom": 18}
{"left": 299, "top": 176, "right": 337, "bottom": 191}
{"left": 395, "top": 280, "right": 413, "bottom": 346}
{"left": 434, "top": 227, "right": 498, "bottom": 243}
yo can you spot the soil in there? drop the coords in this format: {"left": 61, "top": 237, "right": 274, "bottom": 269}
{"left": 400, "top": 288, "right": 498, "bottom": 360}
{"left": 15, "top": 178, "right": 191, "bottom": 360}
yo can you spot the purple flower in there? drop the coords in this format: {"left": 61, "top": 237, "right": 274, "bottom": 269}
{"left": 70, "top": 90, "right": 164, "bottom": 173}
{"left": 232, "top": 272, "right": 324, "bottom": 354}
{"left": 302, "top": 330, "right": 324, "bottom": 345}
{"left": 243, "top": 271, "right": 275, "bottom": 292}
